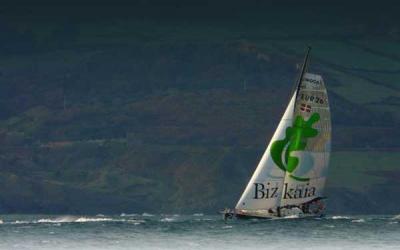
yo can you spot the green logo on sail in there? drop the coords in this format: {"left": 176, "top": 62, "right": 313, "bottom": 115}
{"left": 270, "top": 113, "right": 320, "bottom": 182}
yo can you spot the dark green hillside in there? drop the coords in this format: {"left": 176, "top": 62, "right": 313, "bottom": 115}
{"left": 0, "top": 2, "right": 399, "bottom": 214}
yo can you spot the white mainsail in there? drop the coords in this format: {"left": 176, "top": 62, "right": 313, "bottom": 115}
{"left": 235, "top": 48, "right": 331, "bottom": 214}
{"left": 279, "top": 73, "right": 331, "bottom": 207}
{"left": 235, "top": 94, "right": 295, "bottom": 211}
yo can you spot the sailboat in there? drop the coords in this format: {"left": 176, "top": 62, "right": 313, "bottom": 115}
{"left": 223, "top": 47, "right": 331, "bottom": 219}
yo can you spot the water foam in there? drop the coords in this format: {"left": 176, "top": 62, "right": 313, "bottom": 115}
{"left": 351, "top": 219, "right": 365, "bottom": 223}
{"left": 35, "top": 216, "right": 115, "bottom": 224}
{"left": 37, "top": 216, "right": 80, "bottom": 223}
{"left": 161, "top": 217, "right": 176, "bottom": 222}
{"left": 75, "top": 217, "right": 114, "bottom": 223}
{"left": 142, "top": 213, "right": 155, "bottom": 217}
{"left": 11, "top": 220, "right": 31, "bottom": 224}
{"left": 331, "top": 216, "right": 351, "bottom": 220}
{"left": 7, "top": 216, "right": 147, "bottom": 225}
{"left": 120, "top": 213, "right": 138, "bottom": 217}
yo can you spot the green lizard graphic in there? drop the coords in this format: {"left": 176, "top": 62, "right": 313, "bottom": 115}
{"left": 270, "top": 112, "right": 320, "bottom": 182}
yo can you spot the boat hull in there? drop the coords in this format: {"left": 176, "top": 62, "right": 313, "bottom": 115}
{"left": 235, "top": 213, "right": 273, "bottom": 219}
{"left": 222, "top": 208, "right": 323, "bottom": 220}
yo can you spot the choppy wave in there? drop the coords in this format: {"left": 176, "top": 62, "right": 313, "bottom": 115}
{"left": 351, "top": 219, "right": 365, "bottom": 223}
{"left": 35, "top": 216, "right": 106, "bottom": 223}
{"left": 75, "top": 217, "right": 114, "bottom": 223}
{"left": 120, "top": 213, "right": 139, "bottom": 217}
{"left": 4, "top": 216, "right": 145, "bottom": 225}
{"left": 331, "top": 216, "right": 351, "bottom": 220}
{"left": 161, "top": 217, "right": 176, "bottom": 222}
{"left": 12, "top": 220, "right": 31, "bottom": 224}
{"left": 2, "top": 214, "right": 399, "bottom": 227}
{"left": 142, "top": 213, "right": 155, "bottom": 217}
{"left": 0, "top": 214, "right": 399, "bottom": 250}
{"left": 37, "top": 216, "right": 90, "bottom": 223}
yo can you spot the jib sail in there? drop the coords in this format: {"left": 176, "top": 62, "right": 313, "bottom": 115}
{"left": 235, "top": 94, "right": 295, "bottom": 211}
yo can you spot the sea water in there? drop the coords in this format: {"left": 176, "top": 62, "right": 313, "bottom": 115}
{"left": 0, "top": 214, "right": 399, "bottom": 249}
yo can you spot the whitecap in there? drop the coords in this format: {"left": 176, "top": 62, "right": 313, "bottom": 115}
{"left": 37, "top": 217, "right": 72, "bottom": 223}
{"left": 12, "top": 220, "right": 30, "bottom": 225}
{"left": 351, "top": 219, "right": 365, "bottom": 223}
{"left": 0, "top": 219, "right": 3, "bottom": 224}
{"left": 331, "top": 216, "right": 351, "bottom": 220}
{"left": 35, "top": 216, "right": 116, "bottom": 224}
{"left": 222, "top": 225, "right": 233, "bottom": 229}
{"left": 74, "top": 217, "right": 113, "bottom": 223}
{"left": 37, "top": 216, "right": 80, "bottom": 223}
{"left": 120, "top": 213, "right": 138, "bottom": 217}
{"left": 142, "top": 213, "right": 154, "bottom": 217}
{"left": 161, "top": 217, "right": 176, "bottom": 222}
{"left": 193, "top": 213, "right": 204, "bottom": 216}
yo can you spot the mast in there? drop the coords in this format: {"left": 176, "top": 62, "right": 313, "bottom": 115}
{"left": 293, "top": 46, "right": 312, "bottom": 111}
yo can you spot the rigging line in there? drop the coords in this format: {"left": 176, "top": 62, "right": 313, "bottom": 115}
{"left": 293, "top": 46, "right": 312, "bottom": 113}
